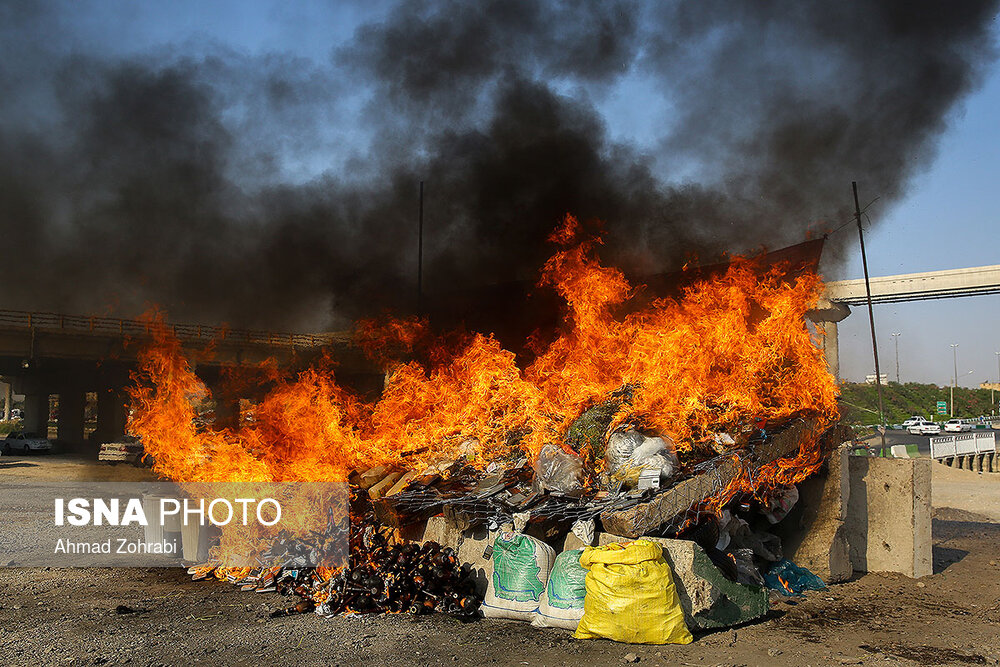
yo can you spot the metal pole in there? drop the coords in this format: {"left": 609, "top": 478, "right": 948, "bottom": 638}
{"left": 951, "top": 344, "right": 958, "bottom": 418}
{"left": 417, "top": 180, "right": 424, "bottom": 313}
{"left": 892, "top": 332, "right": 901, "bottom": 383}
{"left": 990, "top": 352, "right": 1000, "bottom": 415}
{"left": 854, "top": 182, "right": 886, "bottom": 454}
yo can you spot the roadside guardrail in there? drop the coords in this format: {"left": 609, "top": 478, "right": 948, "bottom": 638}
{"left": 930, "top": 431, "right": 996, "bottom": 460}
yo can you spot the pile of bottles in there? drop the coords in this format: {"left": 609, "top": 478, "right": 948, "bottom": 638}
{"left": 315, "top": 524, "right": 481, "bottom": 618}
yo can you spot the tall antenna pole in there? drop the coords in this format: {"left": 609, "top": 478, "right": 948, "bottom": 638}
{"left": 854, "top": 181, "right": 886, "bottom": 454}
{"left": 417, "top": 180, "right": 424, "bottom": 314}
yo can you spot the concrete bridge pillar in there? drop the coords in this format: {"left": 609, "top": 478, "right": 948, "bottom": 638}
{"left": 57, "top": 389, "right": 87, "bottom": 450}
{"left": 2, "top": 382, "right": 10, "bottom": 421}
{"left": 23, "top": 392, "right": 49, "bottom": 437}
{"left": 94, "top": 388, "right": 128, "bottom": 444}
{"left": 807, "top": 298, "right": 850, "bottom": 380}
{"left": 821, "top": 321, "right": 839, "bottom": 380}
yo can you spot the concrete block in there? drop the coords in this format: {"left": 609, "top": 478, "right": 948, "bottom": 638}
{"left": 416, "top": 517, "right": 496, "bottom": 596}
{"left": 563, "top": 531, "right": 594, "bottom": 551}
{"left": 456, "top": 524, "right": 494, "bottom": 597}
{"left": 773, "top": 444, "right": 852, "bottom": 583}
{"left": 846, "top": 455, "right": 932, "bottom": 578}
{"left": 393, "top": 520, "right": 426, "bottom": 543}
{"left": 420, "top": 515, "right": 462, "bottom": 551}
{"left": 597, "top": 533, "right": 769, "bottom": 631}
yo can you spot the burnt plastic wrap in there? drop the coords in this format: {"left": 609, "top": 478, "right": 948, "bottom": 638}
{"left": 534, "top": 444, "right": 585, "bottom": 494}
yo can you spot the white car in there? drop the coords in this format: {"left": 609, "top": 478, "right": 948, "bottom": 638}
{"left": 919, "top": 421, "right": 942, "bottom": 435}
{"left": 901, "top": 416, "right": 927, "bottom": 429}
{"left": 2, "top": 431, "right": 52, "bottom": 453}
{"left": 99, "top": 437, "right": 152, "bottom": 467}
{"left": 944, "top": 419, "right": 972, "bottom": 433}
{"left": 906, "top": 420, "right": 940, "bottom": 435}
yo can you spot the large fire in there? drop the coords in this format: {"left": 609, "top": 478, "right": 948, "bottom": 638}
{"left": 127, "top": 215, "right": 839, "bottom": 510}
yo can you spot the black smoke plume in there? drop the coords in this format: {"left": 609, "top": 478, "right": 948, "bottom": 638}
{"left": 0, "top": 0, "right": 996, "bottom": 331}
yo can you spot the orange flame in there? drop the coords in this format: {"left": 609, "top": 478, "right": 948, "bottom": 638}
{"left": 128, "top": 214, "right": 838, "bottom": 509}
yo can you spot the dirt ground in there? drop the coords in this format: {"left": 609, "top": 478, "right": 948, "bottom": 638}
{"left": 2, "top": 454, "right": 1000, "bottom": 667}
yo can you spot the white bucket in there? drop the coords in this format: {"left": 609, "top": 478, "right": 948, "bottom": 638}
{"left": 181, "top": 520, "right": 210, "bottom": 562}
{"left": 141, "top": 493, "right": 182, "bottom": 560}
{"left": 141, "top": 494, "right": 164, "bottom": 548}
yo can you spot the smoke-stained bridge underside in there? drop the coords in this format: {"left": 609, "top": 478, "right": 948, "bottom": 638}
{"left": 0, "top": 310, "right": 376, "bottom": 454}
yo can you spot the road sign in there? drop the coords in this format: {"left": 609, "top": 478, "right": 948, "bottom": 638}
{"left": 936, "top": 401, "right": 948, "bottom": 415}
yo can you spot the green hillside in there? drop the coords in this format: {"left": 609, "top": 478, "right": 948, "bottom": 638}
{"left": 837, "top": 382, "right": 999, "bottom": 425}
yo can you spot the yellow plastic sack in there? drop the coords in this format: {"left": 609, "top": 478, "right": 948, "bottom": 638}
{"left": 573, "top": 540, "right": 693, "bottom": 645}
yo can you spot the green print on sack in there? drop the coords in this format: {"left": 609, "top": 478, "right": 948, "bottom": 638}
{"left": 492, "top": 534, "right": 545, "bottom": 603}
{"left": 546, "top": 549, "right": 587, "bottom": 610}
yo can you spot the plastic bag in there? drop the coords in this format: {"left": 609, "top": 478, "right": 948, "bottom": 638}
{"left": 534, "top": 444, "right": 585, "bottom": 494}
{"left": 764, "top": 559, "right": 827, "bottom": 597}
{"left": 482, "top": 531, "right": 556, "bottom": 621}
{"left": 532, "top": 549, "right": 587, "bottom": 630}
{"left": 605, "top": 429, "right": 680, "bottom": 489}
{"left": 573, "top": 540, "right": 693, "bottom": 645}
{"left": 605, "top": 429, "right": 644, "bottom": 470}
{"left": 731, "top": 547, "right": 765, "bottom": 587}
{"left": 715, "top": 510, "right": 733, "bottom": 551}
{"left": 763, "top": 485, "right": 799, "bottom": 524}
{"left": 570, "top": 518, "right": 595, "bottom": 547}
{"left": 728, "top": 517, "right": 782, "bottom": 562}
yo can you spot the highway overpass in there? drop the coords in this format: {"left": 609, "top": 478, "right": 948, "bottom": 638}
{"left": 0, "top": 310, "right": 375, "bottom": 454}
{"left": 813, "top": 264, "right": 1000, "bottom": 378}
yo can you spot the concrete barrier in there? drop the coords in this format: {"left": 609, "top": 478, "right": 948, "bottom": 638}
{"left": 773, "top": 444, "right": 852, "bottom": 583}
{"left": 846, "top": 456, "right": 932, "bottom": 578}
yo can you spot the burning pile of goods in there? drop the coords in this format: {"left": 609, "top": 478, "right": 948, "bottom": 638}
{"left": 127, "top": 216, "right": 844, "bottom": 638}
{"left": 185, "top": 506, "right": 483, "bottom": 619}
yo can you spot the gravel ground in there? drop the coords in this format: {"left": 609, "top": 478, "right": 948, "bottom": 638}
{"left": 2, "top": 456, "right": 999, "bottom": 666}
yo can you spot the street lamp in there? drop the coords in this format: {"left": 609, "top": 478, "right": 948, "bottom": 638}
{"left": 891, "top": 332, "right": 901, "bottom": 383}
{"left": 994, "top": 351, "right": 1000, "bottom": 416}
{"left": 951, "top": 369, "right": 974, "bottom": 418}
{"left": 950, "top": 344, "right": 959, "bottom": 418}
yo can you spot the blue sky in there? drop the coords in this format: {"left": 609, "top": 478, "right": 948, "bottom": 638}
{"left": 13, "top": 2, "right": 1000, "bottom": 383}
{"left": 837, "top": 51, "right": 1000, "bottom": 388}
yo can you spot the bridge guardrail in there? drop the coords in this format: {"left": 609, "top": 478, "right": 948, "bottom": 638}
{"left": 930, "top": 436, "right": 956, "bottom": 459}
{"left": 0, "top": 309, "right": 349, "bottom": 348}
{"left": 930, "top": 432, "right": 996, "bottom": 459}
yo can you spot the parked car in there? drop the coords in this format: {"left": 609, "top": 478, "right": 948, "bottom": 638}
{"left": 98, "top": 436, "right": 153, "bottom": 467}
{"left": 944, "top": 419, "right": 972, "bottom": 433}
{"left": 2, "top": 431, "right": 52, "bottom": 454}
{"left": 901, "top": 416, "right": 928, "bottom": 428}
